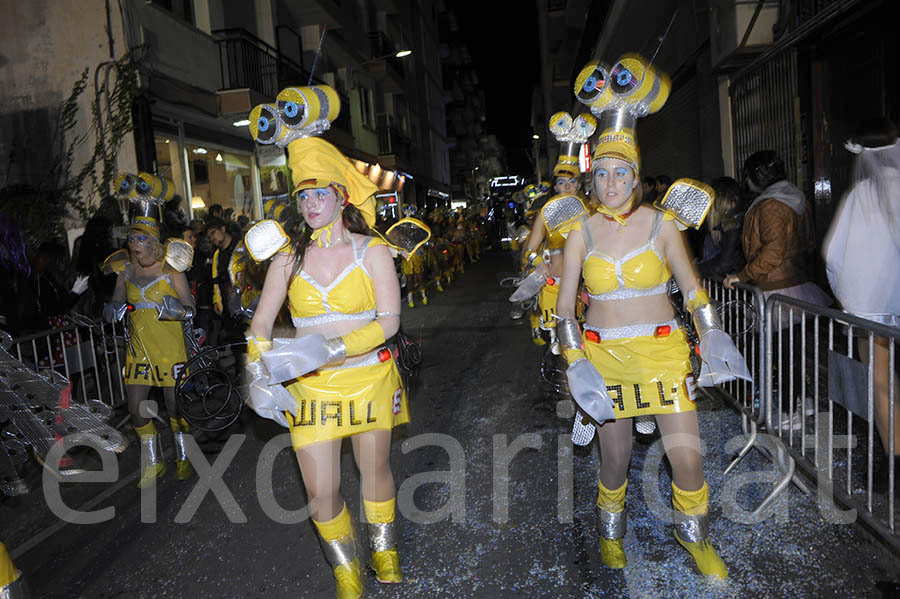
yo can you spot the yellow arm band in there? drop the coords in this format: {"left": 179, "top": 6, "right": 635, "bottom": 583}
{"left": 563, "top": 348, "right": 587, "bottom": 364}
{"left": 685, "top": 288, "right": 711, "bottom": 313}
{"left": 340, "top": 321, "right": 387, "bottom": 356}
{"left": 246, "top": 337, "right": 272, "bottom": 363}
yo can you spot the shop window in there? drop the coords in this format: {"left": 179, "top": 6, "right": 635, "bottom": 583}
{"left": 360, "top": 87, "right": 375, "bottom": 129}
{"left": 186, "top": 143, "right": 254, "bottom": 219}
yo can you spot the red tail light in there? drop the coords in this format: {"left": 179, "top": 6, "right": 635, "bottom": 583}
{"left": 377, "top": 348, "right": 392, "bottom": 362}
{"left": 654, "top": 325, "right": 671, "bottom": 338}
{"left": 585, "top": 330, "right": 600, "bottom": 344}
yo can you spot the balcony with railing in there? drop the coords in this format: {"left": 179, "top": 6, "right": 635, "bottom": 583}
{"left": 213, "top": 28, "right": 316, "bottom": 100}
{"left": 376, "top": 113, "right": 411, "bottom": 165}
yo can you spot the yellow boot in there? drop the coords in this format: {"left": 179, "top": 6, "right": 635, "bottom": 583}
{"left": 596, "top": 479, "right": 627, "bottom": 568}
{"left": 0, "top": 542, "right": 18, "bottom": 589}
{"left": 672, "top": 482, "right": 728, "bottom": 579}
{"left": 134, "top": 422, "right": 166, "bottom": 488}
{"left": 364, "top": 498, "right": 403, "bottom": 584}
{"left": 170, "top": 417, "right": 193, "bottom": 480}
{"left": 313, "top": 505, "right": 363, "bottom": 599}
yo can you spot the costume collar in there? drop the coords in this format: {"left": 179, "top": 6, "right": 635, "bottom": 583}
{"left": 310, "top": 210, "right": 343, "bottom": 247}
{"left": 597, "top": 202, "right": 637, "bottom": 225}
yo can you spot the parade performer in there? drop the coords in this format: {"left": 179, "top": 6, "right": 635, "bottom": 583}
{"left": 556, "top": 55, "right": 749, "bottom": 579}
{"left": 0, "top": 541, "right": 25, "bottom": 598}
{"left": 102, "top": 173, "right": 197, "bottom": 487}
{"left": 518, "top": 113, "right": 595, "bottom": 345}
{"left": 244, "top": 86, "right": 408, "bottom": 599}
{"left": 399, "top": 210, "right": 428, "bottom": 308}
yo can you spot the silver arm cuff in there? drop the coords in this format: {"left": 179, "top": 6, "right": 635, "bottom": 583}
{"left": 323, "top": 337, "right": 348, "bottom": 366}
{"left": 319, "top": 534, "right": 358, "bottom": 568}
{"left": 673, "top": 511, "right": 709, "bottom": 543}
{"left": 691, "top": 303, "right": 721, "bottom": 339}
{"left": 556, "top": 318, "right": 583, "bottom": 351}
{"left": 524, "top": 250, "right": 538, "bottom": 268}
{"left": 367, "top": 521, "right": 398, "bottom": 553}
{"left": 596, "top": 507, "right": 627, "bottom": 540}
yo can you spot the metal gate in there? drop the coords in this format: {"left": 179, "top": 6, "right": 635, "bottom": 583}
{"left": 730, "top": 47, "right": 801, "bottom": 184}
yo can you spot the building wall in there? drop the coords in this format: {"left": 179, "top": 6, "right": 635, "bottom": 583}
{"left": 0, "top": 0, "right": 138, "bottom": 198}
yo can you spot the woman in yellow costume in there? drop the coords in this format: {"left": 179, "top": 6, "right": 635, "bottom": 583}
{"left": 0, "top": 541, "right": 25, "bottom": 598}
{"left": 519, "top": 112, "right": 595, "bottom": 345}
{"left": 103, "top": 174, "right": 196, "bottom": 488}
{"left": 556, "top": 56, "right": 749, "bottom": 579}
{"left": 243, "top": 87, "right": 407, "bottom": 599}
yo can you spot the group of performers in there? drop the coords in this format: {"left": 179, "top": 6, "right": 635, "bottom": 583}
{"left": 9, "top": 53, "right": 754, "bottom": 599}
{"left": 397, "top": 208, "right": 483, "bottom": 308}
{"left": 509, "top": 54, "right": 752, "bottom": 580}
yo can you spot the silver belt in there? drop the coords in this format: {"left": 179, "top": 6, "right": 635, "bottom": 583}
{"left": 587, "top": 283, "right": 668, "bottom": 302}
{"left": 322, "top": 346, "right": 392, "bottom": 371}
{"left": 291, "top": 309, "right": 376, "bottom": 328}
{"left": 584, "top": 318, "right": 680, "bottom": 341}
{"left": 131, "top": 301, "right": 160, "bottom": 311}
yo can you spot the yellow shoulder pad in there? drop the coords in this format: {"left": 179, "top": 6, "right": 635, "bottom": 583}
{"left": 101, "top": 249, "right": 129, "bottom": 275}
{"left": 164, "top": 239, "right": 194, "bottom": 272}
{"left": 244, "top": 220, "right": 290, "bottom": 262}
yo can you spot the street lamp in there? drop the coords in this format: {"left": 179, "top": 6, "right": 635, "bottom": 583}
{"left": 532, "top": 134, "right": 540, "bottom": 140}
{"left": 360, "top": 50, "right": 413, "bottom": 65}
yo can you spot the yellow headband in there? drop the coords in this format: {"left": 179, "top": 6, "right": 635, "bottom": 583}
{"left": 592, "top": 128, "right": 640, "bottom": 175}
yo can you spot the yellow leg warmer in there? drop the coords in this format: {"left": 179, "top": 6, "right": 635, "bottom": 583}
{"left": 596, "top": 480, "right": 627, "bottom": 569}
{"left": 0, "top": 542, "right": 18, "bottom": 588}
{"left": 134, "top": 421, "right": 157, "bottom": 439}
{"left": 313, "top": 505, "right": 363, "bottom": 599}
{"left": 672, "top": 482, "right": 728, "bottom": 579}
{"left": 364, "top": 498, "right": 402, "bottom": 583}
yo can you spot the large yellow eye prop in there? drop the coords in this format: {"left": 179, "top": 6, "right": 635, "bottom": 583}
{"left": 572, "top": 114, "right": 597, "bottom": 141}
{"left": 115, "top": 173, "right": 138, "bottom": 198}
{"left": 574, "top": 61, "right": 613, "bottom": 111}
{"left": 137, "top": 172, "right": 175, "bottom": 202}
{"left": 549, "top": 112, "right": 573, "bottom": 139}
{"left": 249, "top": 103, "right": 285, "bottom": 145}
{"left": 608, "top": 54, "right": 670, "bottom": 116}
{"left": 275, "top": 85, "right": 340, "bottom": 130}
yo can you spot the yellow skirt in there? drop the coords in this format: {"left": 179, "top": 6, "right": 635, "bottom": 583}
{"left": 538, "top": 281, "right": 560, "bottom": 329}
{"left": 124, "top": 309, "right": 189, "bottom": 387}
{"left": 584, "top": 326, "right": 695, "bottom": 418}
{"left": 286, "top": 358, "right": 409, "bottom": 449}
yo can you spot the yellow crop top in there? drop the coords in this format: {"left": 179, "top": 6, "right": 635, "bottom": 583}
{"left": 124, "top": 264, "right": 180, "bottom": 309}
{"left": 287, "top": 236, "right": 385, "bottom": 327}
{"left": 582, "top": 210, "right": 671, "bottom": 301}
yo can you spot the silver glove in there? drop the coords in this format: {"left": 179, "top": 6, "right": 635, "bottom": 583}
{"left": 156, "top": 295, "right": 194, "bottom": 321}
{"left": 565, "top": 358, "right": 616, "bottom": 424}
{"left": 509, "top": 262, "right": 549, "bottom": 302}
{"left": 261, "top": 334, "right": 347, "bottom": 383}
{"left": 697, "top": 329, "right": 752, "bottom": 386}
{"left": 245, "top": 360, "right": 298, "bottom": 428}
{"left": 102, "top": 301, "right": 128, "bottom": 323}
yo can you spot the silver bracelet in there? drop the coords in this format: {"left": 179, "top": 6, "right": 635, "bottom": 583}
{"left": 691, "top": 303, "right": 720, "bottom": 338}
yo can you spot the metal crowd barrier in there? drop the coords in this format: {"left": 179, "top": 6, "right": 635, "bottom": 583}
{"left": 702, "top": 279, "right": 796, "bottom": 517}
{"left": 11, "top": 318, "right": 128, "bottom": 410}
{"left": 765, "top": 294, "right": 899, "bottom": 552}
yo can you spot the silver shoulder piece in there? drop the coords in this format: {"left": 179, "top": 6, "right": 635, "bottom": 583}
{"left": 653, "top": 178, "right": 714, "bottom": 230}
{"left": 164, "top": 239, "right": 194, "bottom": 272}
{"left": 245, "top": 219, "right": 290, "bottom": 262}
{"left": 385, "top": 217, "right": 431, "bottom": 256}
{"left": 542, "top": 194, "right": 588, "bottom": 232}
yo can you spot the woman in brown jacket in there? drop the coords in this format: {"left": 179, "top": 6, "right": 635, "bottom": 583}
{"left": 723, "top": 150, "right": 830, "bottom": 307}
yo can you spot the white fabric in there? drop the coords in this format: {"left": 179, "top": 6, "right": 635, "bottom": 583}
{"left": 823, "top": 169, "right": 900, "bottom": 328}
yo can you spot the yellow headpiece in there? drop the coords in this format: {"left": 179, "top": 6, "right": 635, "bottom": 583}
{"left": 592, "top": 128, "right": 640, "bottom": 175}
{"left": 549, "top": 111, "right": 597, "bottom": 179}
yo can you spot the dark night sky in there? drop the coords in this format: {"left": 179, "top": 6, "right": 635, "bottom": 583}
{"left": 454, "top": 4, "right": 540, "bottom": 176}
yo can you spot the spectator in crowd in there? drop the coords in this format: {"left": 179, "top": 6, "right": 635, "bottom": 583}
{"left": 31, "top": 241, "right": 88, "bottom": 330}
{"left": 207, "top": 203, "right": 224, "bottom": 220}
{"left": 724, "top": 150, "right": 829, "bottom": 306}
{"left": 697, "top": 177, "right": 745, "bottom": 281}
{"left": 642, "top": 176, "right": 657, "bottom": 205}
{"left": 236, "top": 214, "right": 250, "bottom": 230}
{"left": 725, "top": 150, "right": 830, "bottom": 430}
{"left": 0, "top": 215, "right": 37, "bottom": 335}
{"left": 163, "top": 195, "right": 188, "bottom": 236}
{"left": 655, "top": 175, "right": 672, "bottom": 197}
{"left": 72, "top": 196, "right": 123, "bottom": 316}
{"left": 205, "top": 216, "right": 242, "bottom": 345}
{"left": 823, "top": 117, "right": 900, "bottom": 464}
{"left": 223, "top": 207, "right": 235, "bottom": 222}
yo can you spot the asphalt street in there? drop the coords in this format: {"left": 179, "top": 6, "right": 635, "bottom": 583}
{"left": 4, "top": 252, "right": 900, "bottom": 598}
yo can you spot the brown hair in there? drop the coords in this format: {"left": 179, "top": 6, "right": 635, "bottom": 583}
{"left": 707, "top": 177, "right": 741, "bottom": 244}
